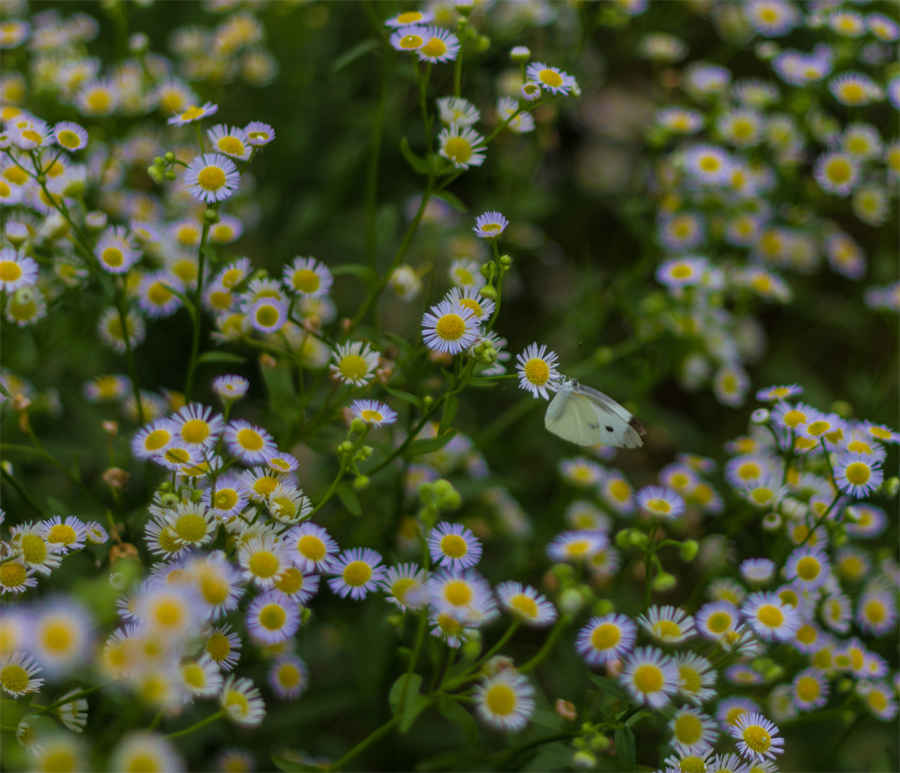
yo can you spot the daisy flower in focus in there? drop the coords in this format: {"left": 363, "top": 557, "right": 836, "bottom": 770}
{"left": 576, "top": 613, "right": 636, "bottom": 665}
{"left": 184, "top": 153, "right": 240, "bottom": 203}
{"left": 729, "top": 713, "right": 783, "bottom": 762}
{"left": 475, "top": 670, "right": 534, "bottom": 732}
{"left": 0, "top": 247, "right": 38, "bottom": 291}
{"left": 438, "top": 123, "right": 485, "bottom": 169}
{"left": 329, "top": 341, "right": 380, "bottom": 385}
{"left": 95, "top": 226, "right": 140, "bottom": 275}
{"left": 269, "top": 655, "right": 308, "bottom": 700}
{"left": 416, "top": 26, "right": 459, "bottom": 63}
{"left": 246, "top": 590, "right": 300, "bottom": 645}
{"left": 636, "top": 486, "right": 685, "bottom": 520}
{"left": 0, "top": 652, "right": 44, "bottom": 697}
{"left": 326, "top": 548, "right": 386, "bottom": 600}
{"left": 515, "top": 343, "right": 561, "bottom": 399}
{"left": 473, "top": 210, "right": 508, "bottom": 239}
{"left": 620, "top": 646, "right": 679, "bottom": 708}
{"left": 224, "top": 420, "right": 276, "bottom": 464}
{"left": 53, "top": 121, "right": 88, "bottom": 152}
{"left": 212, "top": 374, "right": 249, "bottom": 403}
{"left": 350, "top": 399, "right": 397, "bottom": 427}
{"left": 428, "top": 522, "right": 482, "bottom": 570}
{"left": 168, "top": 101, "right": 218, "bottom": 126}
{"left": 525, "top": 62, "right": 577, "bottom": 95}
{"left": 741, "top": 592, "right": 799, "bottom": 641}
{"left": 390, "top": 25, "right": 427, "bottom": 53}
{"left": 421, "top": 300, "right": 479, "bottom": 355}
{"left": 207, "top": 124, "right": 251, "bottom": 160}
{"left": 244, "top": 121, "right": 275, "bottom": 146}
{"left": 220, "top": 676, "right": 265, "bottom": 727}
{"left": 380, "top": 563, "right": 428, "bottom": 610}
{"left": 283, "top": 256, "right": 332, "bottom": 297}
{"left": 638, "top": 605, "right": 696, "bottom": 644}
{"left": 834, "top": 452, "right": 883, "bottom": 498}
{"left": 496, "top": 582, "right": 556, "bottom": 627}
{"left": 444, "top": 287, "right": 494, "bottom": 325}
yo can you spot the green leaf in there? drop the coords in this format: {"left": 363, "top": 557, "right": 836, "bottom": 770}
{"left": 0, "top": 697, "right": 25, "bottom": 727}
{"left": 195, "top": 350, "right": 247, "bottom": 366}
{"left": 468, "top": 377, "right": 499, "bottom": 389}
{"left": 625, "top": 709, "right": 652, "bottom": 727}
{"left": 382, "top": 385, "right": 420, "bottom": 406}
{"left": 335, "top": 483, "right": 362, "bottom": 516}
{"left": 332, "top": 38, "right": 380, "bottom": 73}
{"left": 405, "top": 431, "right": 456, "bottom": 458}
{"left": 433, "top": 190, "right": 467, "bottom": 213}
{"left": 332, "top": 263, "right": 377, "bottom": 283}
{"left": 389, "top": 673, "right": 430, "bottom": 732}
{"left": 440, "top": 395, "right": 458, "bottom": 430}
{"left": 436, "top": 695, "right": 479, "bottom": 745}
{"left": 271, "top": 750, "right": 326, "bottom": 772}
{"left": 614, "top": 725, "right": 636, "bottom": 770}
{"left": 400, "top": 137, "right": 430, "bottom": 175}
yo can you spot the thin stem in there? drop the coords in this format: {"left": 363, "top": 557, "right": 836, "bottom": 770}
{"left": 308, "top": 463, "right": 348, "bottom": 516}
{"left": 0, "top": 466, "right": 46, "bottom": 517}
{"left": 183, "top": 221, "right": 210, "bottom": 402}
{"left": 35, "top": 685, "right": 106, "bottom": 714}
{"left": 330, "top": 715, "right": 400, "bottom": 771}
{"left": 519, "top": 616, "right": 570, "bottom": 674}
{"left": 114, "top": 279, "right": 145, "bottom": 424}
{"left": 443, "top": 620, "right": 520, "bottom": 691}
{"left": 365, "top": 52, "right": 388, "bottom": 269}
{"left": 165, "top": 709, "right": 225, "bottom": 739}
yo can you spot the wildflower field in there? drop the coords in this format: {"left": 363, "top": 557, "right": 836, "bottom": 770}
{"left": 1, "top": 0, "right": 899, "bottom": 771}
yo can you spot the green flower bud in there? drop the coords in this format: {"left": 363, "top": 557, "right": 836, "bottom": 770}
{"left": 652, "top": 571, "right": 676, "bottom": 592}
{"left": 679, "top": 539, "right": 699, "bottom": 562}
{"left": 499, "top": 254, "right": 512, "bottom": 268}
{"left": 337, "top": 440, "right": 353, "bottom": 454}
{"left": 204, "top": 207, "right": 220, "bottom": 223}
{"left": 628, "top": 530, "right": 648, "bottom": 549}
{"left": 353, "top": 475, "right": 369, "bottom": 491}
{"left": 349, "top": 417, "right": 368, "bottom": 434}
{"left": 559, "top": 587, "right": 585, "bottom": 615}
{"left": 592, "top": 598, "right": 614, "bottom": 616}
{"left": 881, "top": 477, "right": 900, "bottom": 497}
{"left": 572, "top": 750, "right": 596, "bottom": 769}
{"left": 590, "top": 733, "right": 610, "bottom": 751}
{"left": 164, "top": 170, "right": 176, "bottom": 181}
{"left": 479, "top": 284, "right": 498, "bottom": 300}
{"left": 164, "top": 152, "right": 175, "bottom": 162}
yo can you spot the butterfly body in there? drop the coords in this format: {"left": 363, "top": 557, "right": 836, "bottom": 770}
{"left": 545, "top": 380, "right": 646, "bottom": 448}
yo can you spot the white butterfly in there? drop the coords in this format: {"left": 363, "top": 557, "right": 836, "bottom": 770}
{"left": 544, "top": 379, "right": 646, "bottom": 448}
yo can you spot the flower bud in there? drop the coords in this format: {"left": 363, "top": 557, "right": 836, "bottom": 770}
{"left": 510, "top": 45, "right": 530, "bottom": 63}
{"left": 652, "top": 571, "right": 676, "bottom": 592}
{"left": 353, "top": 475, "right": 370, "bottom": 491}
{"left": 679, "top": 539, "right": 699, "bottom": 562}
{"left": 572, "top": 751, "right": 596, "bottom": 769}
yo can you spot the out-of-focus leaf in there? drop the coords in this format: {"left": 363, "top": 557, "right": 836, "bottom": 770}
{"left": 196, "top": 350, "right": 247, "bottom": 366}
{"left": 400, "top": 137, "right": 430, "bottom": 175}
{"left": 436, "top": 694, "right": 479, "bottom": 745}
{"left": 615, "top": 725, "right": 636, "bottom": 770}
{"left": 332, "top": 263, "right": 377, "bottom": 282}
{"left": 433, "top": 190, "right": 466, "bottom": 213}
{"left": 335, "top": 483, "right": 362, "bottom": 516}
{"left": 405, "top": 431, "right": 456, "bottom": 458}
{"left": 389, "top": 673, "right": 430, "bottom": 732}
{"left": 332, "top": 38, "right": 379, "bottom": 73}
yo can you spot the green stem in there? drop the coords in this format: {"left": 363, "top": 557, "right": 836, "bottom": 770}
{"left": 166, "top": 709, "right": 225, "bottom": 739}
{"left": 330, "top": 715, "right": 400, "bottom": 771}
{"left": 35, "top": 685, "right": 105, "bottom": 714}
{"left": 114, "top": 279, "right": 145, "bottom": 424}
{"left": 0, "top": 466, "right": 45, "bottom": 517}
{"left": 183, "top": 221, "right": 210, "bottom": 402}
{"left": 519, "top": 616, "right": 570, "bottom": 674}
{"left": 365, "top": 51, "right": 388, "bottom": 269}
{"left": 443, "top": 621, "right": 520, "bottom": 690}
{"left": 308, "top": 464, "right": 348, "bottom": 516}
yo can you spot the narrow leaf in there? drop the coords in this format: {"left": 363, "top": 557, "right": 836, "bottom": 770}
{"left": 335, "top": 483, "right": 362, "bottom": 516}
{"left": 332, "top": 38, "right": 379, "bottom": 73}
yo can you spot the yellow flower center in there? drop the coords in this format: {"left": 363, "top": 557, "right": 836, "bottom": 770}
{"left": 440, "top": 534, "right": 468, "bottom": 558}
{"left": 225, "top": 689, "right": 249, "bottom": 716}
{"left": 757, "top": 604, "right": 784, "bottom": 628}
{"left": 396, "top": 12, "right": 424, "bottom": 24}
{"left": 360, "top": 409, "right": 383, "bottom": 423}
{"left": 0, "top": 261, "right": 22, "bottom": 282}
{"left": 795, "top": 675, "right": 820, "bottom": 702}
{"left": 181, "top": 418, "right": 210, "bottom": 444}
{"left": 523, "top": 358, "right": 549, "bottom": 386}
{"left": 591, "top": 623, "right": 620, "bottom": 650}
{"left": 864, "top": 599, "right": 885, "bottom": 623}
{"left": 179, "top": 106, "right": 205, "bottom": 121}
{"left": 41, "top": 748, "right": 78, "bottom": 772}
{"left": 206, "top": 633, "right": 231, "bottom": 662}
{"left": 237, "top": 428, "right": 264, "bottom": 451}
{"left": 276, "top": 568, "right": 304, "bottom": 595}
{"left": 742, "top": 725, "right": 771, "bottom": 753}
{"left": 444, "top": 579, "right": 472, "bottom": 606}
{"left": 510, "top": 594, "right": 539, "bottom": 618}
{"left": 839, "top": 82, "right": 865, "bottom": 104}
{"left": 443, "top": 137, "right": 473, "bottom": 164}
{"left": 435, "top": 313, "right": 466, "bottom": 341}
{"left": 86, "top": 89, "right": 112, "bottom": 113}
{"left": 653, "top": 619, "right": 681, "bottom": 639}
{"left": 182, "top": 662, "right": 207, "bottom": 688}
{"left": 259, "top": 603, "right": 287, "bottom": 630}
{"left": 21, "top": 534, "right": 47, "bottom": 564}
{"left": 679, "top": 666, "right": 700, "bottom": 693}
{"left": 795, "top": 556, "right": 821, "bottom": 581}
{"left": 3, "top": 166, "right": 27, "bottom": 185}
{"left": 868, "top": 691, "right": 888, "bottom": 712}
{"left": 0, "top": 663, "right": 29, "bottom": 693}
{"left": 343, "top": 560, "right": 372, "bottom": 587}
{"left": 298, "top": 535, "right": 326, "bottom": 562}
{"left": 197, "top": 165, "right": 227, "bottom": 191}
{"left": 57, "top": 129, "right": 81, "bottom": 149}
{"left": 826, "top": 158, "right": 852, "bottom": 184}
{"left": 674, "top": 713, "right": 702, "bottom": 744}
{"left": 485, "top": 683, "right": 516, "bottom": 715}
{"left": 633, "top": 664, "right": 663, "bottom": 694}
{"left": 277, "top": 663, "right": 302, "bottom": 688}
{"left": 47, "top": 524, "right": 78, "bottom": 545}
{"left": 249, "top": 551, "right": 280, "bottom": 578}
{"left": 200, "top": 573, "right": 229, "bottom": 605}
{"left": 41, "top": 620, "right": 74, "bottom": 654}
{"left": 420, "top": 37, "right": 447, "bottom": 58}
{"left": 646, "top": 498, "right": 672, "bottom": 514}
{"left": 607, "top": 479, "right": 631, "bottom": 501}
{"left": 391, "top": 577, "right": 416, "bottom": 603}
{"left": 338, "top": 354, "right": 369, "bottom": 381}
{"left": 782, "top": 409, "right": 806, "bottom": 427}
{"left": 217, "top": 136, "right": 246, "bottom": 156}
{"left": 174, "top": 513, "right": 207, "bottom": 542}
{"left": 147, "top": 283, "right": 172, "bottom": 306}
{"left": 399, "top": 33, "right": 424, "bottom": 50}
{"left": 292, "top": 269, "right": 320, "bottom": 293}
{"left": 214, "top": 489, "right": 238, "bottom": 510}
{"left": 845, "top": 462, "right": 870, "bottom": 485}
{"left": 538, "top": 68, "right": 563, "bottom": 88}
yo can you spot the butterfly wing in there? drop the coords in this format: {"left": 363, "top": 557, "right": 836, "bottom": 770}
{"left": 573, "top": 384, "right": 646, "bottom": 449}
{"left": 545, "top": 388, "right": 605, "bottom": 446}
